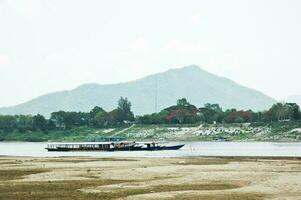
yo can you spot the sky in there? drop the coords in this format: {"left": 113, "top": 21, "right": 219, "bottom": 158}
{"left": 0, "top": 0, "right": 301, "bottom": 107}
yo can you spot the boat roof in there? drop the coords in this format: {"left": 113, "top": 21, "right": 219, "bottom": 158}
{"left": 47, "top": 142, "right": 112, "bottom": 145}
{"left": 47, "top": 141, "right": 168, "bottom": 145}
{"left": 135, "top": 141, "right": 167, "bottom": 144}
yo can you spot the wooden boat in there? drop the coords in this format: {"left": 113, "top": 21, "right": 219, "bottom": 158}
{"left": 46, "top": 141, "right": 185, "bottom": 152}
{"left": 140, "top": 142, "right": 185, "bottom": 151}
{"left": 45, "top": 142, "right": 112, "bottom": 152}
{"left": 109, "top": 142, "right": 143, "bottom": 151}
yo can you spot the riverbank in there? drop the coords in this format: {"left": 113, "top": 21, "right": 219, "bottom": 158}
{"left": 1, "top": 122, "right": 301, "bottom": 142}
{"left": 0, "top": 156, "right": 301, "bottom": 200}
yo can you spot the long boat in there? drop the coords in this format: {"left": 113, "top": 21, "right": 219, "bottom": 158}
{"left": 140, "top": 142, "right": 185, "bottom": 151}
{"left": 45, "top": 142, "right": 184, "bottom": 152}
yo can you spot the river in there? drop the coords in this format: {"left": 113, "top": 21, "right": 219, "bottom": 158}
{"left": 0, "top": 142, "right": 300, "bottom": 157}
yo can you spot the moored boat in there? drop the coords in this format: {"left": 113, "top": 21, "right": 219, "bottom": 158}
{"left": 46, "top": 141, "right": 185, "bottom": 152}
{"left": 45, "top": 142, "right": 112, "bottom": 152}
{"left": 140, "top": 142, "right": 185, "bottom": 151}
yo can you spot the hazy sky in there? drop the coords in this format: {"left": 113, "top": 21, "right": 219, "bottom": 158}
{"left": 0, "top": 0, "right": 301, "bottom": 107}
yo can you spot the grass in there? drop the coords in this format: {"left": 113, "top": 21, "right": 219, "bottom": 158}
{"left": 172, "top": 157, "right": 266, "bottom": 166}
{"left": 94, "top": 157, "right": 137, "bottom": 162}
{"left": 0, "top": 167, "right": 243, "bottom": 200}
{"left": 85, "top": 182, "right": 242, "bottom": 200}
{"left": 0, "top": 127, "right": 114, "bottom": 142}
{"left": 0, "top": 159, "right": 24, "bottom": 165}
{"left": 0, "top": 179, "right": 127, "bottom": 200}
{"left": 0, "top": 169, "right": 50, "bottom": 181}
{"left": 0, "top": 164, "right": 128, "bottom": 200}
{"left": 0, "top": 161, "right": 245, "bottom": 200}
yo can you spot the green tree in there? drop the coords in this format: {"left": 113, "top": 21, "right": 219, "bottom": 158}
{"left": 199, "top": 103, "right": 223, "bottom": 123}
{"left": 116, "top": 97, "right": 134, "bottom": 122}
{"left": 50, "top": 111, "right": 66, "bottom": 128}
{"left": 0, "top": 115, "right": 17, "bottom": 132}
{"left": 33, "top": 114, "right": 47, "bottom": 131}
{"left": 89, "top": 106, "right": 106, "bottom": 127}
{"left": 94, "top": 110, "right": 109, "bottom": 128}
{"left": 265, "top": 103, "right": 291, "bottom": 122}
{"left": 89, "top": 106, "right": 104, "bottom": 120}
{"left": 177, "top": 98, "right": 190, "bottom": 106}
{"left": 15, "top": 115, "right": 33, "bottom": 132}
{"left": 118, "top": 97, "right": 132, "bottom": 113}
{"left": 286, "top": 103, "right": 301, "bottom": 120}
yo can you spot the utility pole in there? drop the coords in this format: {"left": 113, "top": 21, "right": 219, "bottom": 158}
{"left": 155, "top": 75, "right": 158, "bottom": 113}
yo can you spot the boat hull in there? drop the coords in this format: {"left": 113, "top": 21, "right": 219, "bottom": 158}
{"left": 141, "top": 144, "right": 185, "bottom": 151}
{"left": 46, "top": 144, "right": 185, "bottom": 152}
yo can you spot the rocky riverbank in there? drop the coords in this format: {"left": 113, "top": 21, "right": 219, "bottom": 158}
{"left": 1, "top": 122, "right": 301, "bottom": 142}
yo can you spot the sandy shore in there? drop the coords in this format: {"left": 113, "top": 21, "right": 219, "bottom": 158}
{"left": 0, "top": 156, "right": 301, "bottom": 200}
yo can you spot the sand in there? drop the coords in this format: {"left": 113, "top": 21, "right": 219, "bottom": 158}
{"left": 0, "top": 156, "right": 300, "bottom": 200}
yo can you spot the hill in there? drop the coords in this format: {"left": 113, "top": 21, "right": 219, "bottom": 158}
{"left": 0, "top": 65, "right": 276, "bottom": 117}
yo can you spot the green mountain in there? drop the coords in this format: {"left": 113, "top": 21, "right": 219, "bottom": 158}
{"left": 0, "top": 65, "right": 275, "bottom": 117}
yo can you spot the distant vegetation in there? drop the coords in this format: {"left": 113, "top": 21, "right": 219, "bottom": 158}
{"left": 137, "top": 98, "right": 300, "bottom": 125}
{"left": 0, "top": 96, "right": 300, "bottom": 141}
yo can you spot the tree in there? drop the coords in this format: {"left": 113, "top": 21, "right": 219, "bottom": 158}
{"left": 177, "top": 98, "right": 190, "bottom": 106}
{"left": 161, "top": 99, "right": 199, "bottom": 124}
{"left": 90, "top": 106, "right": 104, "bottom": 120}
{"left": 50, "top": 111, "right": 66, "bottom": 128}
{"left": 252, "top": 111, "right": 264, "bottom": 123}
{"left": 286, "top": 103, "right": 301, "bottom": 120}
{"left": 167, "top": 109, "right": 188, "bottom": 124}
{"left": 94, "top": 110, "right": 109, "bottom": 128}
{"left": 137, "top": 110, "right": 169, "bottom": 124}
{"left": 33, "top": 114, "right": 47, "bottom": 131}
{"left": 118, "top": 97, "right": 132, "bottom": 113}
{"left": 264, "top": 103, "right": 295, "bottom": 122}
{"left": 199, "top": 103, "right": 223, "bottom": 123}
{"left": 50, "top": 111, "right": 88, "bottom": 129}
{"left": 117, "top": 97, "right": 134, "bottom": 122}
{"left": 15, "top": 115, "right": 33, "bottom": 132}
{"left": 108, "top": 109, "right": 123, "bottom": 125}
{"left": 89, "top": 106, "right": 106, "bottom": 127}
{"left": 63, "top": 112, "right": 78, "bottom": 129}
{"left": 0, "top": 115, "right": 17, "bottom": 132}
{"left": 225, "top": 111, "right": 252, "bottom": 123}
{"left": 204, "top": 103, "right": 222, "bottom": 112}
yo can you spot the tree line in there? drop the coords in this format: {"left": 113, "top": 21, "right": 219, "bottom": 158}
{"left": 138, "top": 99, "right": 301, "bottom": 125}
{"left": 0, "top": 97, "right": 134, "bottom": 132}
{"left": 0, "top": 97, "right": 300, "bottom": 132}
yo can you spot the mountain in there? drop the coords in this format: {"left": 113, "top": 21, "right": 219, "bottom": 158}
{"left": 0, "top": 65, "right": 276, "bottom": 117}
{"left": 286, "top": 95, "right": 301, "bottom": 106}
